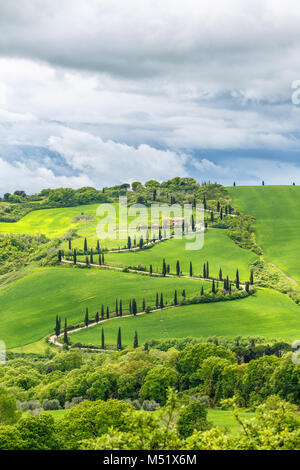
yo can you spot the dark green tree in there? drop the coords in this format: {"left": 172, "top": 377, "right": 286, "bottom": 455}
{"left": 174, "top": 290, "right": 178, "bottom": 305}
{"left": 176, "top": 260, "right": 180, "bottom": 276}
{"left": 133, "top": 331, "right": 138, "bottom": 349}
{"left": 156, "top": 292, "right": 159, "bottom": 309}
{"left": 250, "top": 270, "right": 254, "bottom": 285}
{"left": 203, "top": 263, "right": 206, "bottom": 278}
{"left": 162, "top": 258, "right": 167, "bottom": 276}
{"left": 117, "top": 327, "right": 122, "bottom": 350}
{"left": 85, "top": 307, "right": 89, "bottom": 327}
{"left": 106, "top": 307, "right": 109, "bottom": 319}
{"left": 132, "top": 299, "right": 137, "bottom": 316}
{"left": 90, "top": 248, "right": 93, "bottom": 264}
{"left": 84, "top": 238, "right": 88, "bottom": 253}
{"left": 212, "top": 279, "right": 216, "bottom": 294}
{"left": 236, "top": 269, "right": 240, "bottom": 289}
{"left": 68, "top": 239, "right": 71, "bottom": 250}
{"left": 101, "top": 328, "right": 105, "bottom": 349}
{"left": 219, "top": 268, "right": 222, "bottom": 281}
{"left": 150, "top": 264, "right": 153, "bottom": 275}
{"left": 206, "top": 261, "right": 209, "bottom": 278}
{"left": 160, "top": 293, "right": 164, "bottom": 309}
{"left": 128, "top": 236, "right": 131, "bottom": 249}
{"left": 73, "top": 248, "right": 77, "bottom": 265}
{"left": 101, "top": 304, "right": 104, "bottom": 320}
{"left": 189, "top": 261, "right": 193, "bottom": 277}
{"left": 58, "top": 250, "right": 62, "bottom": 262}
{"left": 95, "top": 312, "right": 99, "bottom": 323}
{"left": 63, "top": 318, "right": 68, "bottom": 345}
{"left": 182, "top": 289, "right": 186, "bottom": 298}
{"left": 119, "top": 300, "right": 122, "bottom": 316}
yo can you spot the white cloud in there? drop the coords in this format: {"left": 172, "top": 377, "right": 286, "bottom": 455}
{"left": 48, "top": 128, "right": 188, "bottom": 186}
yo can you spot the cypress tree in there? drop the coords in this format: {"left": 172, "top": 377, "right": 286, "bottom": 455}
{"left": 97, "top": 240, "right": 100, "bottom": 253}
{"left": 217, "top": 201, "right": 220, "bottom": 212}
{"left": 156, "top": 293, "right": 159, "bottom": 309}
{"left": 139, "top": 236, "right": 144, "bottom": 249}
{"left": 210, "top": 211, "right": 214, "bottom": 223}
{"left": 73, "top": 248, "right": 77, "bottom": 265}
{"left": 102, "top": 253, "right": 104, "bottom": 264}
{"left": 236, "top": 269, "right": 240, "bottom": 289}
{"left": 142, "top": 298, "right": 146, "bottom": 311}
{"left": 133, "top": 331, "right": 138, "bottom": 348}
{"left": 95, "top": 312, "right": 99, "bottom": 323}
{"left": 167, "top": 264, "right": 170, "bottom": 274}
{"left": 128, "top": 236, "right": 131, "bottom": 249}
{"left": 189, "top": 261, "right": 193, "bottom": 277}
{"left": 153, "top": 188, "right": 156, "bottom": 201}
{"left": 99, "top": 254, "right": 102, "bottom": 265}
{"left": 182, "top": 289, "right": 186, "bottom": 298}
{"left": 220, "top": 208, "right": 223, "bottom": 220}
{"left": 117, "top": 327, "right": 122, "bottom": 350}
{"left": 159, "top": 228, "right": 162, "bottom": 240}
{"left": 146, "top": 230, "right": 149, "bottom": 244}
{"left": 162, "top": 258, "right": 167, "bottom": 276}
{"left": 106, "top": 307, "right": 109, "bottom": 319}
{"left": 203, "top": 263, "right": 206, "bottom": 278}
{"left": 250, "top": 270, "right": 254, "bottom": 285}
{"left": 174, "top": 290, "right": 178, "bottom": 305}
{"left": 150, "top": 264, "right": 153, "bottom": 275}
{"left": 206, "top": 261, "right": 209, "bottom": 278}
{"left": 84, "top": 238, "right": 88, "bottom": 253}
{"left": 115, "top": 298, "right": 118, "bottom": 316}
{"left": 63, "top": 318, "right": 68, "bottom": 345}
{"left": 90, "top": 248, "right": 93, "bottom": 264}
{"left": 212, "top": 279, "right": 216, "bottom": 294}
{"left": 245, "top": 282, "right": 250, "bottom": 293}
{"left": 201, "top": 285, "right": 204, "bottom": 295}
{"left": 68, "top": 239, "right": 71, "bottom": 250}
{"left": 134, "top": 235, "right": 136, "bottom": 247}
{"left": 85, "top": 255, "right": 89, "bottom": 265}
{"left": 219, "top": 268, "right": 223, "bottom": 281}
{"left": 58, "top": 250, "right": 62, "bottom": 262}
{"left": 129, "top": 300, "right": 132, "bottom": 314}
{"left": 160, "top": 293, "right": 164, "bottom": 309}
{"left": 132, "top": 299, "right": 137, "bottom": 316}
{"left": 55, "top": 315, "right": 61, "bottom": 336}
{"left": 191, "top": 214, "right": 195, "bottom": 230}
{"left": 203, "top": 196, "right": 207, "bottom": 210}
{"left": 101, "top": 304, "right": 104, "bottom": 320}
{"left": 176, "top": 260, "right": 180, "bottom": 276}
{"left": 119, "top": 300, "right": 122, "bottom": 316}
{"left": 226, "top": 276, "right": 230, "bottom": 291}
{"left": 101, "top": 328, "right": 105, "bottom": 349}
{"left": 85, "top": 307, "right": 89, "bottom": 327}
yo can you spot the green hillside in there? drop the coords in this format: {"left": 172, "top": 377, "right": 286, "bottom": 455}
{"left": 228, "top": 186, "right": 300, "bottom": 285}
{"left": 0, "top": 266, "right": 210, "bottom": 349}
{"left": 80, "top": 229, "right": 257, "bottom": 282}
{"left": 70, "top": 287, "right": 300, "bottom": 347}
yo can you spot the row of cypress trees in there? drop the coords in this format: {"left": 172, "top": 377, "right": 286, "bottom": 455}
{"left": 100, "top": 327, "right": 139, "bottom": 350}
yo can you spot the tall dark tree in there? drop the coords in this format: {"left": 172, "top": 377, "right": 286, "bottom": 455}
{"left": 55, "top": 315, "right": 61, "bottom": 336}
{"left": 106, "top": 306, "right": 109, "bottom": 319}
{"left": 153, "top": 188, "right": 157, "bottom": 201}
{"left": 133, "top": 331, "right": 138, "bottom": 349}
{"left": 162, "top": 258, "right": 167, "bottom": 276}
{"left": 245, "top": 282, "right": 250, "bottom": 293}
{"left": 101, "top": 304, "right": 104, "bottom": 320}
{"left": 201, "top": 285, "right": 204, "bottom": 296}
{"left": 159, "top": 228, "right": 162, "bottom": 240}
{"left": 129, "top": 300, "right": 132, "bottom": 314}
{"left": 203, "top": 196, "right": 207, "bottom": 210}
{"left": 210, "top": 211, "right": 214, "bottom": 223}
{"left": 73, "top": 249, "right": 77, "bottom": 265}
{"left": 220, "top": 208, "right": 223, "bottom": 220}
{"left": 97, "top": 240, "right": 100, "bottom": 253}
{"left": 250, "top": 270, "right": 254, "bottom": 285}
{"left": 167, "top": 264, "right": 170, "bottom": 274}
{"left": 212, "top": 279, "right": 216, "bottom": 294}
{"left": 84, "top": 238, "right": 88, "bottom": 253}
{"left": 217, "top": 201, "right": 220, "bottom": 212}
{"left": 191, "top": 214, "right": 195, "bottom": 230}
{"left": 90, "top": 248, "right": 93, "bottom": 264}
{"left": 132, "top": 299, "right": 137, "bottom": 316}
{"left": 150, "top": 264, "right": 153, "bottom": 275}
{"left": 139, "top": 236, "right": 144, "bottom": 249}
{"left": 174, "top": 290, "right": 178, "bottom": 305}
{"left": 99, "top": 254, "right": 102, "bottom": 265}
{"left": 128, "top": 236, "right": 131, "bottom": 249}
{"left": 206, "top": 261, "right": 209, "bottom": 278}
{"left": 189, "top": 261, "right": 193, "bottom": 277}
{"left": 156, "top": 292, "right": 159, "bottom": 309}
{"left": 102, "top": 253, "right": 105, "bottom": 264}
{"left": 142, "top": 298, "right": 146, "bottom": 311}
{"left": 58, "top": 250, "right": 62, "bottom": 262}
{"left": 117, "top": 327, "right": 122, "bottom": 350}
{"left": 236, "top": 269, "right": 240, "bottom": 289}
{"left": 63, "top": 318, "right": 68, "bottom": 345}
{"left": 95, "top": 312, "right": 99, "bottom": 323}
{"left": 85, "top": 255, "right": 89, "bottom": 265}
{"left": 182, "top": 289, "right": 186, "bottom": 298}
{"left": 233, "top": 182, "right": 236, "bottom": 186}
{"left": 85, "top": 307, "right": 89, "bottom": 327}
{"left": 262, "top": 181, "right": 265, "bottom": 186}
{"left": 68, "top": 239, "right": 72, "bottom": 250}
{"left": 160, "top": 293, "right": 164, "bottom": 309}
{"left": 101, "top": 328, "right": 105, "bottom": 349}
{"left": 119, "top": 300, "right": 122, "bottom": 316}
{"left": 115, "top": 298, "right": 118, "bottom": 316}
{"left": 176, "top": 260, "right": 180, "bottom": 276}
{"left": 219, "top": 268, "right": 223, "bottom": 281}
{"left": 203, "top": 263, "right": 206, "bottom": 278}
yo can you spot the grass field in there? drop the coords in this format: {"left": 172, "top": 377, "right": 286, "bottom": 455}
{"left": 69, "top": 287, "right": 300, "bottom": 347}
{"left": 228, "top": 186, "right": 300, "bottom": 285}
{"left": 42, "top": 408, "right": 254, "bottom": 434}
{"left": 1, "top": 265, "right": 210, "bottom": 349}
{"left": 79, "top": 229, "right": 257, "bottom": 282}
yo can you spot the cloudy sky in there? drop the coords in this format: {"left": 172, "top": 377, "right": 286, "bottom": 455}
{"left": 1, "top": 0, "right": 300, "bottom": 194}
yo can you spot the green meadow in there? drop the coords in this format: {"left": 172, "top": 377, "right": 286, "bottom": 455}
{"left": 0, "top": 265, "right": 210, "bottom": 349}
{"left": 228, "top": 186, "right": 300, "bottom": 285}
{"left": 70, "top": 287, "right": 300, "bottom": 347}
{"left": 80, "top": 228, "right": 257, "bottom": 282}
